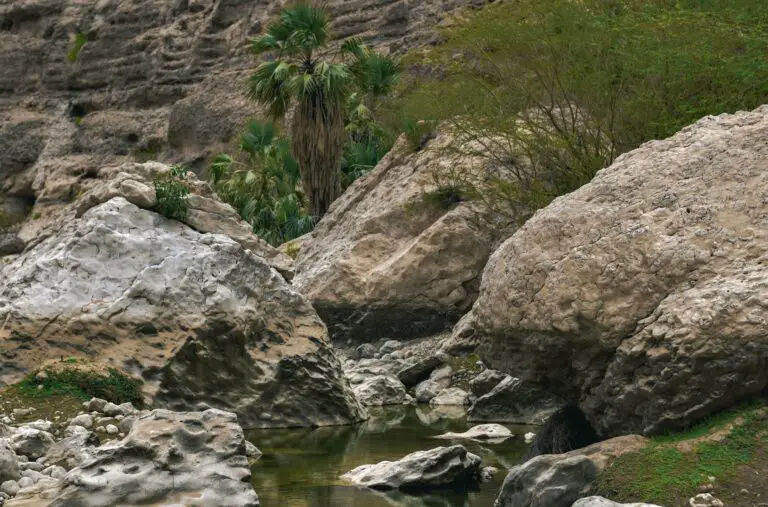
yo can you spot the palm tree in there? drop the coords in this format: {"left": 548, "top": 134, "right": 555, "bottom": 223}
{"left": 248, "top": 3, "right": 400, "bottom": 218}
{"left": 249, "top": 3, "right": 351, "bottom": 218}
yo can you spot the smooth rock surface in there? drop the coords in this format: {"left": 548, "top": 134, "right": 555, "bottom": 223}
{"left": 434, "top": 424, "right": 513, "bottom": 442}
{"left": 294, "top": 133, "right": 517, "bottom": 342}
{"left": 341, "top": 445, "right": 482, "bottom": 491}
{"left": 0, "top": 197, "right": 365, "bottom": 429}
{"left": 430, "top": 387, "right": 472, "bottom": 407}
{"left": 468, "top": 376, "right": 565, "bottom": 425}
{"left": 468, "top": 106, "right": 768, "bottom": 436}
{"left": 573, "top": 497, "right": 663, "bottom": 507}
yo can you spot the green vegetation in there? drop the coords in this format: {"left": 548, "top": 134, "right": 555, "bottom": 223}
{"left": 16, "top": 363, "right": 143, "bottom": 405}
{"left": 67, "top": 31, "right": 88, "bottom": 62}
{"left": 382, "top": 0, "right": 768, "bottom": 222}
{"left": 598, "top": 403, "right": 767, "bottom": 505}
{"left": 210, "top": 121, "right": 314, "bottom": 246}
{"left": 248, "top": 3, "right": 399, "bottom": 218}
{"left": 154, "top": 165, "right": 190, "bottom": 221}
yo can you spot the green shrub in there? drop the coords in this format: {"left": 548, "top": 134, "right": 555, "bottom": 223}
{"left": 19, "top": 366, "right": 144, "bottom": 405}
{"left": 402, "top": 118, "right": 437, "bottom": 152}
{"left": 383, "top": 0, "right": 768, "bottom": 222}
{"left": 154, "top": 165, "right": 190, "bottom": 221}
{"left": 67, "top": 32, "right": 88, "bottom": 62}
{"left": 211, "top": 121, "right": 314, "bottom": 246}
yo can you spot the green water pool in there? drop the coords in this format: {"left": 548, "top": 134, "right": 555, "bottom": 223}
{"left": 247, "top": 405, "right": 533, "bottom": 507}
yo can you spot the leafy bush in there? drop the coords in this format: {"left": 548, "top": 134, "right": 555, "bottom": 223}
{"left": 19, "top": 365, "right": 143, "bottom": 405}
{"left": 383, "top": 0, "right": 768, "bottom": 221}
{"left": 210, "top": 121, "right": 314, "bottom": 246}
{"left": 154, "top": 165, "right": 190, "bottom": 221}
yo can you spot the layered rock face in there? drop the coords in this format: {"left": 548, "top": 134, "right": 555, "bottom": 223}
{"left": 463, "top": 106, "right": 768, "bottom": 436}
{"left": 0, "top": 180, "right": 365, "bottom": 428}
{"left": 0, "top": 0, "right": 490, "bottom": 229}
{"left": 294, "top": 134, "right": 515, "bottom": 342}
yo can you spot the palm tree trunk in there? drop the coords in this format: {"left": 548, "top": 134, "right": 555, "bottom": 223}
{"left": 292, "top": 90, "right": 345, "bottom": 218}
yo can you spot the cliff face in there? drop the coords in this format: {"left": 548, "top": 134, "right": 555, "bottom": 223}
{"left": 0, "top": 0, "right": 482, "bottom": 225}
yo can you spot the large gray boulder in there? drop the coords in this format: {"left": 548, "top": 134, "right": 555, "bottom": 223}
{"left": 294, "top": 133, "right": 516, "bottom": 342}
{"left": 468, "top": 376, "right": 565, "bottom": 425}
{"left": 0, "top": 197, "right": 365, "bottom": 429}
{"left": 9, "top": 409, "right": 259, "bottom": 507}
{"left": 465, "top": 106, "right": 768, "bottom": 436}
{"left": 341, "top": 445, "right": 482, "bottom": 491}
{"left": 494, "top": 436, "right": 649, "bottom": 507}
{"left": 8, "top": 428, "right": 54, "bottom": 460}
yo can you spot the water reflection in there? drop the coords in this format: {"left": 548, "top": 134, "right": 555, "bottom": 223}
{"left": 247, "top": 406, "right": 534, "bottom": 507}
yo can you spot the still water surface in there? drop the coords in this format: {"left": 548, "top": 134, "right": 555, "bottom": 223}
{"left": 247, "top": 405, "right": 533, "bottom": 507}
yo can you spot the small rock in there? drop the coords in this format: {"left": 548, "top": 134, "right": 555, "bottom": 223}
{"left": 21, "top": 470, "right": 45, "bottom": 483}
{"left": 118, "top": 402, "right": 136, "bottom": 415}
{"left": 34, "top": 371, "right": 48, "bottom": 381}
{"left": 379, "top": 340, "right": 402, "bottom": 355}
{"left": 87, "top": 398, "right": 108, "bottom": 413}
{"left": 118, "top": 416, "right": 136, "bottom": 434}
{"left": 524, "top": 432, "right": 536, "bottom": 444}
{"left": 354, "top": 343, "right": 377, "bottom": 360}
{"left": 481, "top": 466, "right": 498, "bottom": 482}
{"left": 245, "top": 441, "right": 262, "bottom": 458}
{"left": 12, "top": 408, "right": 33, "bottom": 418}
{"left": 21, "top": 420, "right": 53, "bottom": 433}
{"left": 96, "top": 426, "right": 106, "bottom": 433}
{"left": 43, "top": 466, "right": 66, "bottom": 480}
{"left": 19, "top": 462, "right": 44, "bottom": 472}
{"left": 689, "top": 493, "right": 724, "bottom": 507}
{"left": 68, "top": 414, "right": 93, "bottom": 429}
{"left": 102, "top": 402, "right": 125, "bottom": 417}
{"left": 430, "top": 387, "right": 472, "bottom": 406}
{"left": 0, "top": 480, "right": 19, "bottom": 497}
{"left": 106, "top": 424, "right": 119, "bottom": 435}
{"left": 16, "top": 477, "right": 33, "bottom": 489}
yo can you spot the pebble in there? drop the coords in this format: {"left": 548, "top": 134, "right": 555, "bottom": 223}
{"left": 106, "top": 424, "right": 119, "bottom": 435}
{"left": 69, "top": 414, "right": 93, "bottom": 429}
{"left": 524, "top": 432, "right": 536, "bottom": 443}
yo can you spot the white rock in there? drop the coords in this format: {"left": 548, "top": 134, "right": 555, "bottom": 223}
{"left": 430, "top": 387, "right": 472, "bottom": 406}
{"left": 105, "top": 424, "right": 119, "bottom": 435}
{"left": 68, "top": 414, "right": 93, "bottom": 429}
{"left": 689, "top": 493, "right": 724, "bottom": 507}
{"left": 524, "top": 432, "right": 536, "bottom": 443}
{"left": 434, "top": 424, "right": 513, "bottom": 442}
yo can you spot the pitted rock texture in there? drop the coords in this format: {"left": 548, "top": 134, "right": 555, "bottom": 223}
{"left": 464, "top": 106, "right": 768, "bottom": 436}
{"left": 7, "top": 409, "right": 259, "bottom": 507}
{"left": 294, "top": 133, "right": 517, "bottom": 342}
{"left": 0, "top": 197, "right": 365, "bottom": 428}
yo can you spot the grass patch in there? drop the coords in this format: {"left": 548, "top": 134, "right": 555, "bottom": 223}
{"left": 402, "top": 118, "right": 437, "bottom": 152}
{"left": 17, "top": 365, "right": 143, "bottom": 406}
{"left": 67, "top": 31, "right": 88, "bottom": 63}
{"left": 598, "top": 403, "right": 767, "bottom": 506}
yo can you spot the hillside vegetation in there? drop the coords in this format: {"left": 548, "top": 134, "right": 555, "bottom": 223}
{"left": 381, "top": 0, "right": 768, "bottom": 219}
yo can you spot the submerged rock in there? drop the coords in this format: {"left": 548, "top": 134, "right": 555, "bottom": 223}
{"left": 0, "top": 197, "right": 365, "bottom": 429}
{"left": 433, "top": 424, "right": 513, "bottom": 442}
{"left": 468, "top": 376, "right": 566, "bottom": 425}
{"left": 466, "top": 106, "right": 768, "bottom": 436}
{"left": 573, "top": 497, "right": 662, "bottom": 507}
{"left": 341, "top": 445, "right": 482, "bottom": 491}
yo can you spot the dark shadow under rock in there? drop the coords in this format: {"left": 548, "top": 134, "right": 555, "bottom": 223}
{"left": 524, "top": 406, "right": 600, "bottom": 461}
